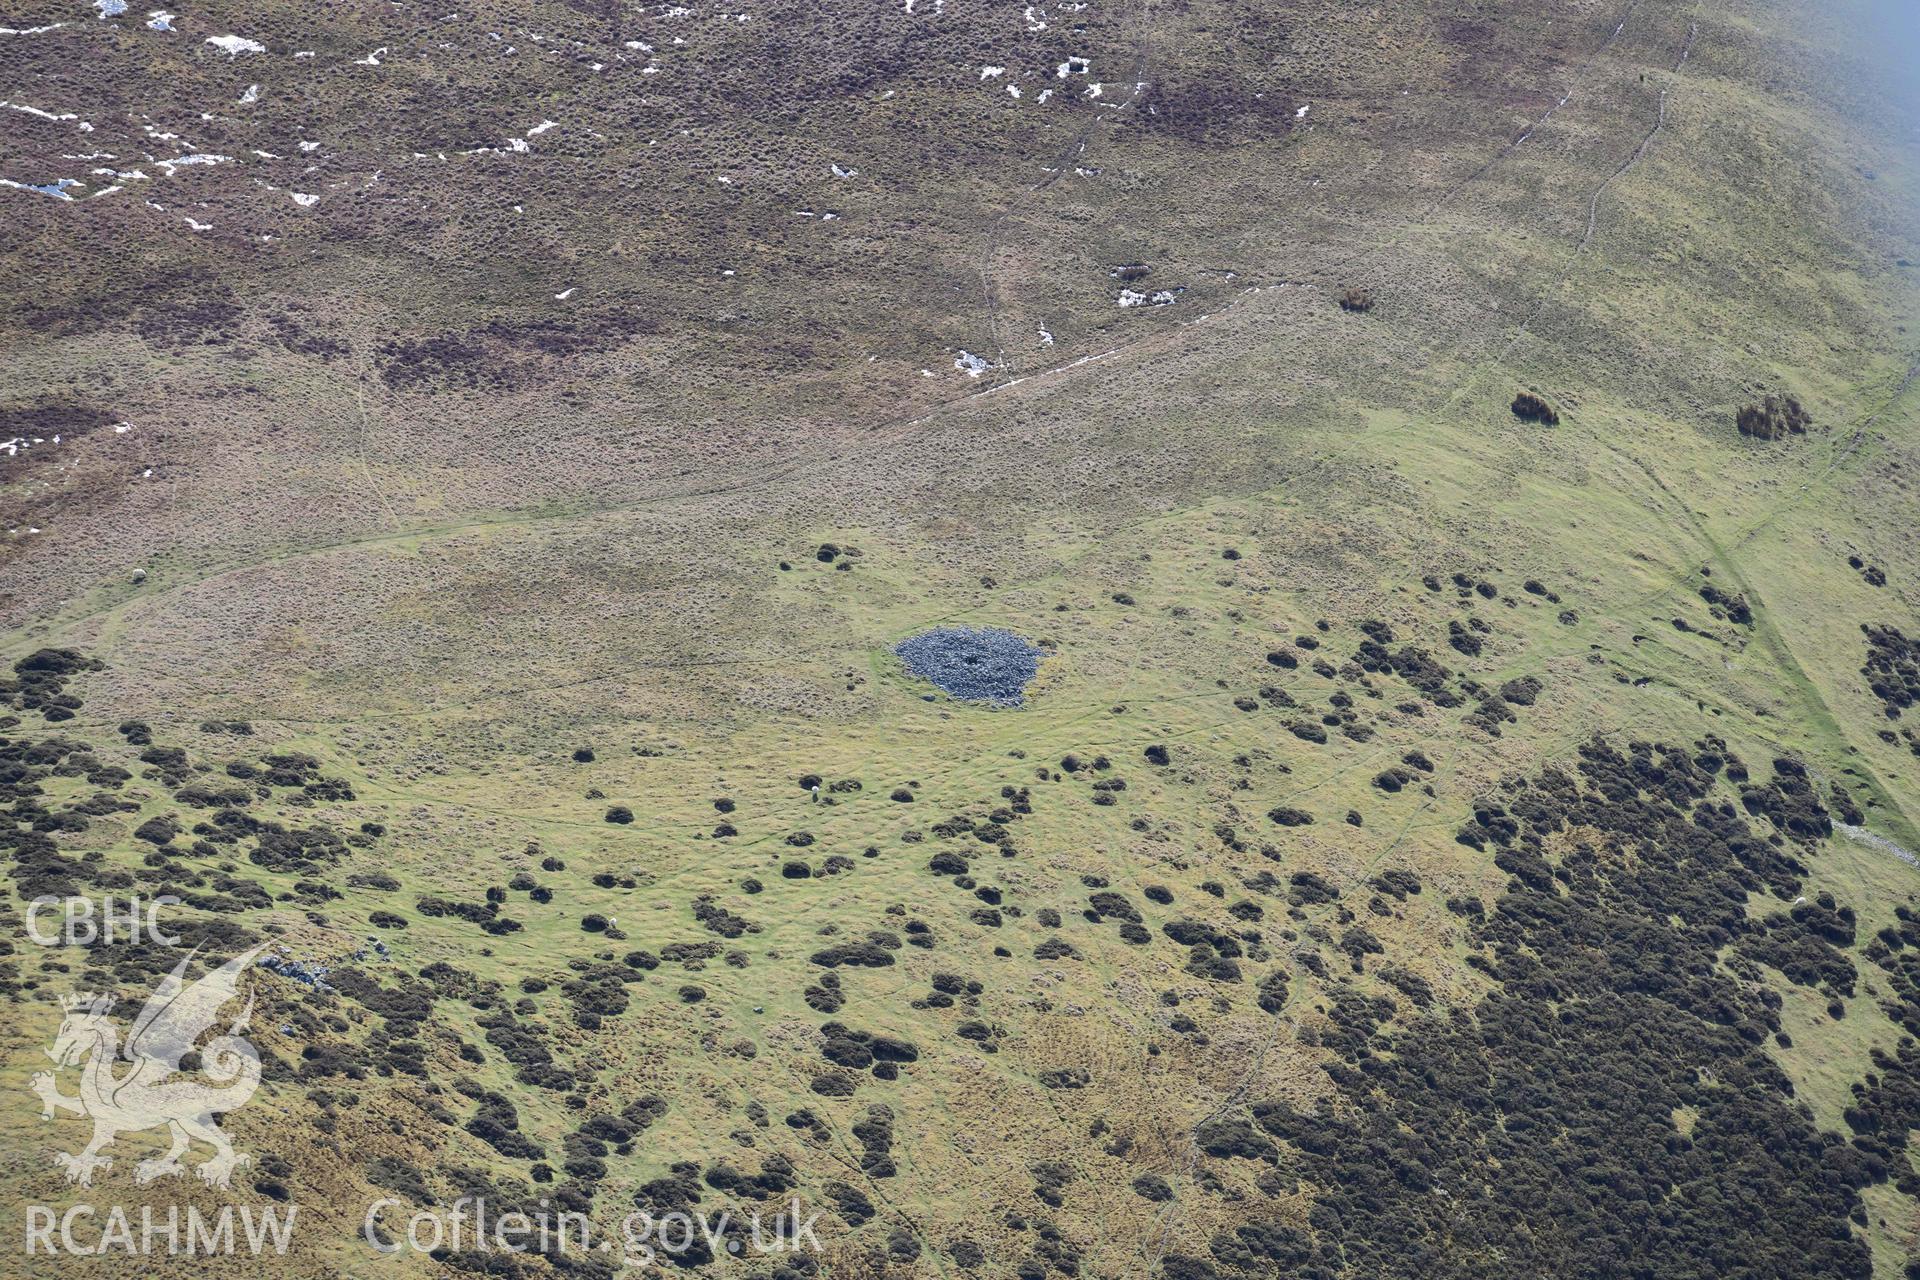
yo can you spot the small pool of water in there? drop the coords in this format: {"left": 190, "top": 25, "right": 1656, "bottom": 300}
{"left": 3, "top": 178, "right": 78, "bottom": 200}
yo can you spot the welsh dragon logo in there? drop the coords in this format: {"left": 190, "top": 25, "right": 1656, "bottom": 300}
{"left": 31, "top": 944, "right": 268, "bottom": 1188}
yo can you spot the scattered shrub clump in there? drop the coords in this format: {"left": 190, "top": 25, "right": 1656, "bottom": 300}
{"left": 1736, "top": 393, "right": 1810, "bottom": 440}
{"left": 1510, "top": 392, "right": 1559, "bottom": 426}
{"left": 1861, "top": 624, "right": 1920, "bottom": 718}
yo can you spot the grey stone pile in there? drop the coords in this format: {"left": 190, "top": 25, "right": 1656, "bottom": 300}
{"left": 259, "top": 952, "right": 333, "bottom": 993}
{"left": 894, "top": 627, "right": 1041, "bottom": 706}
